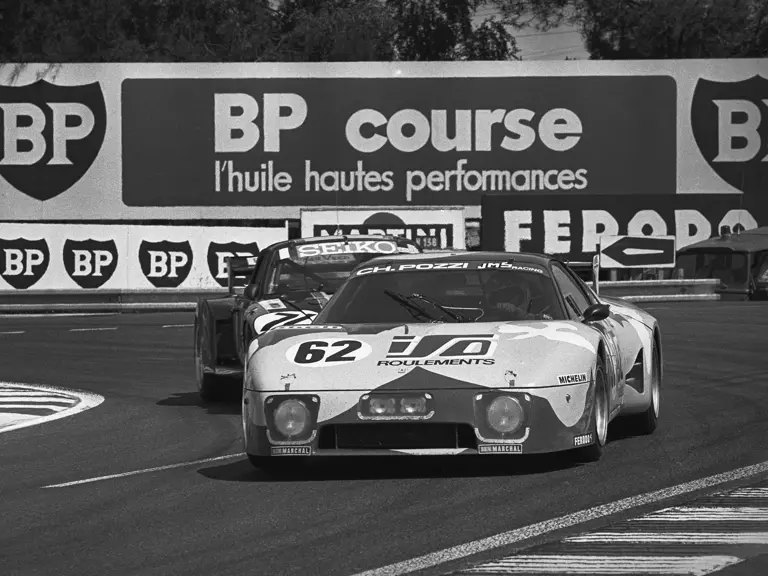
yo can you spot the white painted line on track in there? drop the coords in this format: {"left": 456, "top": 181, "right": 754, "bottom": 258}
{"left": 564, "top": 532, "right": 768, "bottom": 544}
{"left": 0, "top": 313, "right": 116, "bottom": 318}
{"left": 0, "top": 331, "right": 25, "bottom": 335}
{"left": 42, "top": 452, "right": 246, "bottom": 488}
{"left": 162, "top": 324, "right": 193, "bottom": 328}
{"left": 68, "top": 327, "right": 118, "bottom": 332}
{"left": 631, "top": 506, "right": 768, "bottom": 521}
{"left": 726, "top": 487, "right": 768, "bottom": 497}
{"left": 0, "top": 382, "right": 104, "bottom": 434}
{"left": 348, "top": 460, "right": 768, "bottom": 576}
{"left": 458, "top": 555, "right": 742, "bottom": 575}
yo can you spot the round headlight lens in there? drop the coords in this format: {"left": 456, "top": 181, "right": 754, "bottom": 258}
{"left": 273, "top": 399, "right": 310, "bottom": 438}
{"left": 486, "top": 396, "right": 524, "bottom": 434}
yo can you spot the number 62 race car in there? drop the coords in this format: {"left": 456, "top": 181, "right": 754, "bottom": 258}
{"left": 194, "top": 234, "right": 422, "bottom": 401}
{"left": 242, "top": 250, "right": 663, "bottom": 471}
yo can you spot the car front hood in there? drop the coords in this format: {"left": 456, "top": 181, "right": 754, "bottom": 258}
{"left": 247, "top": 320, "right": 600, "bottom": 391}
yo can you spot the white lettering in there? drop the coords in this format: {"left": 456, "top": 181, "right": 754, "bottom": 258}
{"left": 47, "top": 102, "right": 95, "bottom": 165}
{"left": 0, "top": 103, "right": 46, "bottom": 165}
{"left": 544, "top": 210, "right": 571, "bottom": 254}
{"left": 713, "top": 99, "right": 762, "bottom": 162}
{"left": 674, "top": 210, "right": 712, "bottom": 250}
{"left": 504, "top": 211, "right": 533, "bottom": 252}
{"left": 628, "top": 210, "right": 668, "bottom": 236}
{"left": 582, "top": 210, "right": 619, "bottom": 254}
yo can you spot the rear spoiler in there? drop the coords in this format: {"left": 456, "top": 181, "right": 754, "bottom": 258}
{"left": 564, "top": 255, "right": 601, "bottom": 295}
{"left": 226, "top": 256, "right": 258, "bottom": 295}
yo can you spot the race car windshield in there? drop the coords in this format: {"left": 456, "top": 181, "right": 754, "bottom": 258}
{"left": 315, "top": 263, "right": 566, "bottom": 324}
{"left": 263, "top": 240, "right": 419, "bottom": 296}
{"left": 674, "top": 251, "right": 749, "bottom": 289}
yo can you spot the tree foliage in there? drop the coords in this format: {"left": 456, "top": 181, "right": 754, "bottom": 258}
{"left": 495, "top": 0, "right": 768, "bottom": 58}
{"left": 0, "top": 0, "right": 517, "bottom": 63}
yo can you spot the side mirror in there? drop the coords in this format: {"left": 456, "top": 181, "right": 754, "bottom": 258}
{"left": 244, "top": 284, "right": 259, "bottom": 301}
{"left": 582, "top": 303, "right": 610, "bottom": 323}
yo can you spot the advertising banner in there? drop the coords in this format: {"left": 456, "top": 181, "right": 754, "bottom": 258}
{"left": 0, "top": 60, "right": 766, "bottom": 221}
{"left": 0, "top": 224, "right": 287, "bottom": 291}
{"left": 300, "top": 208, "right": 466, "bottom": 250}
{"left": 481, "top": 194, "right": 764, "bottom": 262}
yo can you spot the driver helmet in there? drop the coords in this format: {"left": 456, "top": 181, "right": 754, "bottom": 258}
{"left": 485, "top": 272, "right": 532, "bottom": 309}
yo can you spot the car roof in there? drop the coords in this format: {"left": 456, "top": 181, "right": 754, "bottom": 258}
{"left": 362, "top": 250, "right": 554, "bottom": 266}
{"left": 678, "top": 226, "right": 768, "bottom": 254}
{"left": 266, "top": 234, "right": 420, "bottom": 251}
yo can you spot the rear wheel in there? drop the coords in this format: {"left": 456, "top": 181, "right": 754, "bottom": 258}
{"left": 625, "top": 341, "right": 661, "bottom": 435}
{"left": 572, "top": 356, "right": 609, "bottom": 463}
{"left": 194, "top": 314, "right": 229, "bottom": 402}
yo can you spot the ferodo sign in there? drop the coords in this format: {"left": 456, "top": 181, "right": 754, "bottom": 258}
{"left": 481, "top": 193, "right": 765, "bottom": 262}
{"left": 300, "top": 208, "right": 466, "bottom": 250}
{"left": 0, "top": 224, "right": 286, "bottom": 291}
{"left": 0, "top": 61, "right": 767, "bottom": 221}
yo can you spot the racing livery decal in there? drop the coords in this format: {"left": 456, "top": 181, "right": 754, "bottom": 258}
{"left": 285, "top": 338, "right": 373, "bottom": 367}
{"left": 557, "top": 372, "right": 589, "bottom": 385}
{"left": 254, "top": 309, "right": 318, "bottom": 334}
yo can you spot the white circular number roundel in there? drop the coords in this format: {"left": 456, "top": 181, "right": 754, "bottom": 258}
{"left": 254, "top": 310, "right": 318, "bottom": 335}
{"left": 286, "top": 338, "right": 372, "bottom": 366}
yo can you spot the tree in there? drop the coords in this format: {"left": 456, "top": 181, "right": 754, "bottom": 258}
{"left": 0, "top": 0, "right": 518, "bottom": 64}
{"left": 494, "top": 0, "right": 768, "bottom": 59}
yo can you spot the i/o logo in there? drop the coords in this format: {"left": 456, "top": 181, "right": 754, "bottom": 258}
{"left": 379, "top": 334, "right": 498, "bottom": 366}
{"left": 691, "top": 75, "right": 768, "bottom": 197}
{"left": 138, "top": 240, "right": 193, "bottom": 288}
{"left": 206, "top": 241, "right": 260, "bottom": 287}
{"left": 63, "top": 239, "right": 118, "bottom": 289}
{"left": 0, "top": 238, "right": 50, "bottom": 289}
{"left": 0, "top": 80, "right": 107, "bottom": 201}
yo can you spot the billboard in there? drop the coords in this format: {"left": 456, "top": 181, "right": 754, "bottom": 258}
{"left": 0, "top": 224, "right": 287, "bottom": 292}
{"left": 481, "top": 193, "right": 764, "bottom": 262}
{"left": 0, "top": 60, "right": 766, "bottom": 221}
{"left": 300, "top": 208, "right": 466, "bottom": 250}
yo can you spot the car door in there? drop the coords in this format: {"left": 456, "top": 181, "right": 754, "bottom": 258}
{"left": 550, "top": 263, "right": 623, "bottom": 410}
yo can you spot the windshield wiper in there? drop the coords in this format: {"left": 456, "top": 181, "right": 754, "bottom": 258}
{"left": 278, "top": 296, "right": 315, "bottom": 322}
{"left": 383, "top": 289, "right": 439, "bottom": 322}
{"left": 410, "top": 293, "right": 466, "bottom": 322}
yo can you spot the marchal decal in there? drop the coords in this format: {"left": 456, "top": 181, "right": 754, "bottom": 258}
{"left": 0, "top": 80, "right": 107, "bottom": 202}
{"left": 691, "top": 75, "right": 768, "bottom": 199}
{"left": 63, "top": 238, "right": 119, "bottom": 289}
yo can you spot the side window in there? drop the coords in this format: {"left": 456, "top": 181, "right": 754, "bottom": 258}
{"left": 566, "top": 267, "right": 599, "bottom": 306}
{"left": 251, "top": 251, "right": 275, "bottom": 295}
{"left": 551, "top": 263, "right": 592, "bottom": 320}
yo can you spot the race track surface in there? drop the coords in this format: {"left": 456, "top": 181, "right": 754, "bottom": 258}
{"left": 1, "top": 304, "right": 767, "bottom": 576}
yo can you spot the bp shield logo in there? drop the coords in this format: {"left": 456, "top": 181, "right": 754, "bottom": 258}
{"left": 691, "top": 75, "right": 768, "bottom": 198}
{"left": 0, "top": 80, "right": 107, "bottom": 201}
{"left": 207, "top": 241, "right": 260, "bottom": 287}
{"left": 0, "top": 237, "right": 50, "bottom": 289}
{"left": 138, "top": 240, "right": 193, "bottom": 288}
{"left": 63, "top": 238, "right": 119, "bottom": 289}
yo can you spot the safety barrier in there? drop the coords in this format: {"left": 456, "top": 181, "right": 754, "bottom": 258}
{"left": 0, "top": 280, "right": 721, "bottom": 313}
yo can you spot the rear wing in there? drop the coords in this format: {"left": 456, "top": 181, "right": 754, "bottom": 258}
{"left": 564, "top": 256, "right": 601, "bottom": 295}
{"left": 226, "top": 256, "right": 258, "bottom": 295}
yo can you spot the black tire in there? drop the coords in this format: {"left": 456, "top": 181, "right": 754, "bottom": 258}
{"left": 572, "top": 356, "right": 609, "bottom": 463}
{"left": 624, "top": 341, "right": 661, "bottom": 435}
{"left": 194, "top": 309, "right": 229, "bottom": 402}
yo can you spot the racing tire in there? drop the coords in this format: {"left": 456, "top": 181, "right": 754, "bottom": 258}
{"left": 624, "top": 341, "right": 661, "bottom": 436}
{"left": 572, "top": 356, "right": 609, "bottom": 463}
{"left": 194, "top": 312, "right": 230, "bottom": 403}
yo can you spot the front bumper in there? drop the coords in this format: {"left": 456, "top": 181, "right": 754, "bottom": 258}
{"left": 242, "top": 383, "right": 596, "bottom": 457}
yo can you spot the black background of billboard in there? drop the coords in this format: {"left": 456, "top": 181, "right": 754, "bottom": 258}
{"left": 481, "top": 193, "right": 768, "bottom": 260}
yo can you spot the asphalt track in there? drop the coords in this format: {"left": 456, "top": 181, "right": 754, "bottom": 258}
{"left": 1, "top": 303, "right": 767, "bottom": 576}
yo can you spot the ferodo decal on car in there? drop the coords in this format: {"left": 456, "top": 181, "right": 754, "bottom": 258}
{"left": 378, "top": 334, "right": 498, "bottom": 366}
{"left": 254, "top": 310, "right": 318, "bottom": 334}
{"left": 286, "top": 338, "right": 372, "bottom": 366}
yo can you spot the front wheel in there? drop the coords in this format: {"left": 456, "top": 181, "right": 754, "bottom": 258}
{"left": 572, "top": 356, "right": 609, "bottom": 463}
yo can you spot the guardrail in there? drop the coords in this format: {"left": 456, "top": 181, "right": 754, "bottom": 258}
{"left": 0, "top": 280, "right": 722, "bottom": 313}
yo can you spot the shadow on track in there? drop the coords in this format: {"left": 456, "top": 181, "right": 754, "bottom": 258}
{"left": 156, "top": 392, "right": 241, "bottom": 416}
{"left": 197, "top": 453, "right": 581, "bottom": 483}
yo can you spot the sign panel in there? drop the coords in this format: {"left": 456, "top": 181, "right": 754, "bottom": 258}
{"left": 300, "top": 208, "right": 466, "bottom": 250}
{"left": 599, "top": 235, "right": 676, "bottom": 269}
{"left": 0, "top": 224, "right": 286, "bottom": 292}
{"left": 481, "top": 193, "right": 764, "bottom": 263}
{"left": 0, "top": 60, "right": 766, "bottom": 221}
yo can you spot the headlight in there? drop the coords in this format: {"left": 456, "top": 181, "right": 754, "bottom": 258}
{"left": 486, "top": 395, "right": 524, "bottom": 434}
{"left": 273, "top": 399, "right": 310, "bottom": 438}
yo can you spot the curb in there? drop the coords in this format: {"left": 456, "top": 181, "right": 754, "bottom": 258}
{"left": 0, "top": 293, "right": 719, "bottom": 313}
